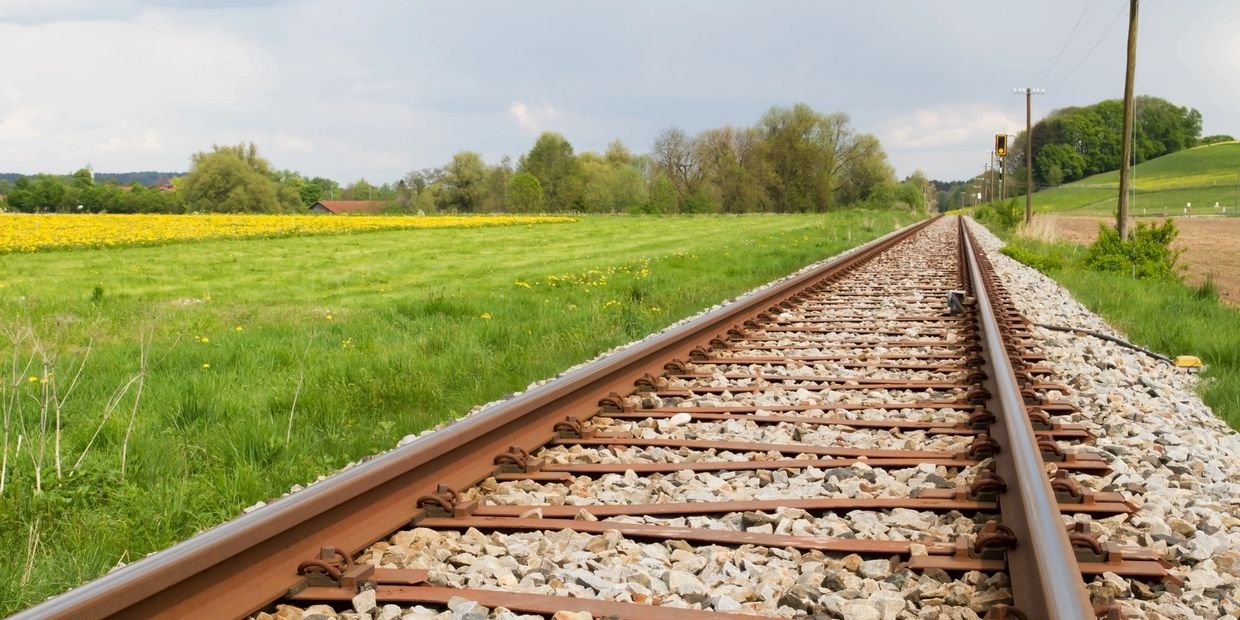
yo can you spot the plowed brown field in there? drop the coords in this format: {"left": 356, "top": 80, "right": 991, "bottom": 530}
{"left": 1038, "top": 215, "right": 1240, "bottom": 305}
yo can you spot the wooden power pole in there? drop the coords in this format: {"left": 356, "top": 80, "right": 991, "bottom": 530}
{"left": 1015, "top": 88, "right": 1044, "bottom": 226}
{"left": 1117, "top": 0, "right": 1140, "bottom": 239}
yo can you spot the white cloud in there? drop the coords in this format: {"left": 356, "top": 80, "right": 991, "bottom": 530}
{"left": 881, "top": 104, "right": 1023, "bottom": 150}
{"left": 508, "top": 101, "right": 559, "bottom": 135}
{"left": 0, "top": 109, "right": 46, "bottom": 141}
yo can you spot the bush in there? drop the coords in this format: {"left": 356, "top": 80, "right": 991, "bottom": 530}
{"left": 1000, "top": 243, "right": 1063, "bottom": 273}
{"left": 1083, "top": 219, "right": 1181, "bottom": 279}
{"left": 974, "top": 199, "right": 1022, "bottom": 234}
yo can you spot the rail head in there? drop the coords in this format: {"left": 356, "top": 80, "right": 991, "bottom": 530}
{"left": 13, "top": 217, "right": 939, "bottom": 620}
{"left": 959, "top": 217, "right": 1093, "bottom": 620}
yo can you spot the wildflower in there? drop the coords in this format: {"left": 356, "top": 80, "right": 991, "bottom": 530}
{"left": 514, "top": 279, "right": 532, "bottom": 289}
{"left": 199, "top": 336, "right": 210, "bottom": 344}
{"left": 480, "top": 312, "right": 492, "bottom": 320}
{"left": 325, "top": 314, "right": 333, "bottom": 321}
{"left": 202, "top": 363, "right": 210, "bottom": 369}
{"left": 28, "top": 375, "right": 38, "bottom": 383}
{"left": 603, "top": 300, "right": 620, "bottom": 309}
{"left": 235, "top": 326, "right": 243, "bottom": 332}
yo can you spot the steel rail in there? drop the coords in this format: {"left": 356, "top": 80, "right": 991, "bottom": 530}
{"left": 959, "top": 218, "right": 1093, "bottom": 619}
{"left": 12, "top": 218, "right": 938, "bottom": 620}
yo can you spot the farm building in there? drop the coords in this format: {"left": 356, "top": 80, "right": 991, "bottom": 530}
{"left": 308, "top": 200, "right": 388, "bottom": 214}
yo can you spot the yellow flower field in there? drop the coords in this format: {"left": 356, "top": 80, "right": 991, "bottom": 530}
{"left": 0, "top": 213, "right": 576, "bottom": 253}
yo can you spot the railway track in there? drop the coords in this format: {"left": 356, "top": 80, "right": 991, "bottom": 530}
{"left": 16, "top": 216, "right": 1174, "bottom": 620}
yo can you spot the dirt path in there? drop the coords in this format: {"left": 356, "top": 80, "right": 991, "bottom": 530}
{"left": 1035, "top": 215, "right": 1240, "bottom": 305}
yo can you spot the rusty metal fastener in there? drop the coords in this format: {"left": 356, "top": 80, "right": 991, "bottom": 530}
{"left": 493, "top": 446, "right": 529, "bottom": 472}
{"left": 983, "top": 604, "right": 1030, "bottom": 620}
{"left": 968, "top": 469, "right": 1008, "bottom": 501}
{"left": 1068, "top": 521, "right": 1107, "bottom": 562}
{"left": 415, "top": 484, "right": 459, "bottom": 515}
{"left": 1037, "top": 437, "right": 1066, "bottom": 461}
{"left": 597, "top": 393, "right": 627, "bottom": 413}
{"left": 1095, "top": 605, "right": 1127, "bottom": 619}
{"left": 1050, "top": 470, "right": 1083, "bottom": 502}
{"left": 553, "top": 417, "right": 585, "bottom": 438}
{"left": 968, "top": 433, "right": 1002, "bottom": 459}
{"left": 968, "top": 407, "right": 996, "bottom": 429}
{"left": 296, "top": 546, "right": 352, "bottom": 582}
{"left": 973, "top": 520, "right": 1018, "bottom": 558}
{"left": 965, "top": 386, "right": 992, "bottom": 404}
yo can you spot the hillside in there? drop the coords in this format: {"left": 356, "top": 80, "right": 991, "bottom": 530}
{"left": 1031, "top": 141, "right": 1240, "bottom": 216}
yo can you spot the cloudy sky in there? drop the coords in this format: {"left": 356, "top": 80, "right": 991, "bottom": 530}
{"left": 1, "top": 0, "right": 1237, "bottom": 183}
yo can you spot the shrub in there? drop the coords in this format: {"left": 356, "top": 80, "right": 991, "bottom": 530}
{"left": 1083, "top": 219, "right": 1181, "bottom": 279}
{"left": 974, "top": 199, "right": 1022, "bottom": 234}
{"left": 1000, "top": 243, "right": 1063, "bottom": 273}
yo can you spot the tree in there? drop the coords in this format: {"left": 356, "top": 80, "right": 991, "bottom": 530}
{"left": 481, "top": 157, "right": 513, "bottom": 212}
{"left": 1036, "top": 143, "right": 1086, "bottom": 186}
{"left": 837, "top": 135, "right": 895, "bottom": 205}
{"left": 519, "top": 132, "right": 581, "bottom": 211}
{"left": 506, "top": 172, "right": 544, "bottom": 212}
{"left": 438, "top": 151, "right": 487, "bottom": 212}
{"left": 757, "top": 105, "right": 878, "bottom": 211}
{"left": 342, "top": 178, "right": 378, "bottom": 201}
{"left": 651, "top": 127, "right": 702, "bottom": 208}
{"left": 181, "top": 143, "right": 301, "bottom": 212}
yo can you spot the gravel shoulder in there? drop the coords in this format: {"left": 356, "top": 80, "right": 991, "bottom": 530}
{"left": 969, "top": 217, "right": 1240, "bottom": 619}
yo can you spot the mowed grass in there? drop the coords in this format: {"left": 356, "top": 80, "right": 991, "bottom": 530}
{"left": 1031, "top": 142, "right": 1240, "bottom": 216}
{"left": 0, "top": 211, "right": 917, "bottom": 612}
{"left": 999, "top": 237, "right": 1240, "bottom": 428}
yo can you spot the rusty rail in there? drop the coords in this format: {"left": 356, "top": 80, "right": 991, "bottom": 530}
{"left": 960, "top": 218, "right": 1093, "bottom": 619}
{"left": 11, "top": 219, "right": 937, "bottom": 620}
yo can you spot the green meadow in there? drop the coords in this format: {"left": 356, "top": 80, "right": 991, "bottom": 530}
{"left": 0, "top": 211, "right": 917, "bottom": 612}
{"left": 1030, "top": 141, "right": 1240, "bottom": 216}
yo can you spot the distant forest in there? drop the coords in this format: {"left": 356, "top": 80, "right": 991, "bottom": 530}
{"left": 0, "top": 171, "right": 183, "bottom": 186}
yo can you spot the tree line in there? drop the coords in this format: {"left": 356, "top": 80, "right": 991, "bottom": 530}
{"left": 401, "top": 104, "right": 929, "bottom": 214}
{"left": 1008, "top": 95, "right": 1207, "bottom": 189}
{"left": 0, "top": 103, "right": 931, "bottom": 214}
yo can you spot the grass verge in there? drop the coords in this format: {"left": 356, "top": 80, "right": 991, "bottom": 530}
{"left": 996, "top": 234, "right": 1240, "bottom": 428}
{"left": 0, "top": 211, "right": 916, "bottom": 613}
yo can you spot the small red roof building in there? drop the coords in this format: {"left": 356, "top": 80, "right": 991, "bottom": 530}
{"left": 309, "top": 200, "right": 387, "bottom": 215}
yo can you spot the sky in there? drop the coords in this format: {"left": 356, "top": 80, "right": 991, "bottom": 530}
{"left": 1, "top": 0, "right": 1237, "bottom": 183}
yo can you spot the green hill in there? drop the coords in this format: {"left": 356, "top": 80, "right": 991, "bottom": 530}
{"left": 1032, "top": 141, "right": 1240, "bottom": 216}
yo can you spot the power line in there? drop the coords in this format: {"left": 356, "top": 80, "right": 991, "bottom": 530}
{"left": 1049, "top": 0, "right": 1130, "bottom": 87}
{"left": 1035, "top": 0, "right": 1099, "bottom": 86}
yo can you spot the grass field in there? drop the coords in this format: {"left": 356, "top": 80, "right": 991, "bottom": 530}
{"left": 1030, "top": 141, "right": 1240, "bottom": 216}
{"left": 0, "top": 211, "right": 917, "bottom": 613}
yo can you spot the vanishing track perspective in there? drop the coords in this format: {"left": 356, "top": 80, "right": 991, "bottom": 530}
{"left": 17, "top": 217, "right": 1177, "bottom": 620}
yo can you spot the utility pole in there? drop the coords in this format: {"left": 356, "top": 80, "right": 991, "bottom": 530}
{"left": 988, "top": 153, "right": 996, "bottom": 205}
{"left": 1015, "top": 88, "right": 1045, "bottom": 225}
{"left": 1117, "top": 0, "right": 1139, "bottom": 239}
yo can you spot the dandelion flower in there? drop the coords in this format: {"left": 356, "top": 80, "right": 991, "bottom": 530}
{"left": 235, "top": 326, "right": 243, "bottom": 332}
{"left": 202, "top": 363, "right": 210, "bottom": 369}
{"left": 325, "top": 314, "right": 334, "bottom": 321}
{"left": 480, "top": 312, "right": 492, "bottom": 320}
